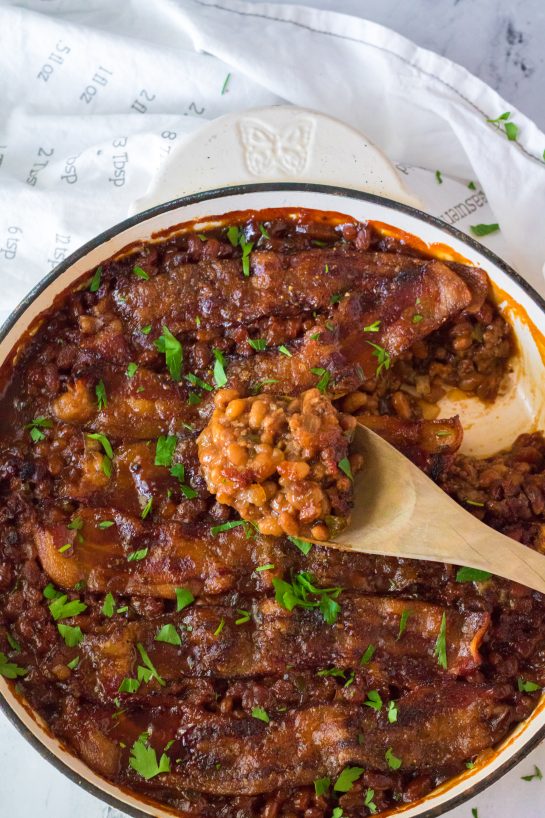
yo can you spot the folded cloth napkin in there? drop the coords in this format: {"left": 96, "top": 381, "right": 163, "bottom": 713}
{"left": 0, "top": 3, "right": 545, "bottom": 818}
{"left": 0, "top": 0, "right": 544, "bottom": 331}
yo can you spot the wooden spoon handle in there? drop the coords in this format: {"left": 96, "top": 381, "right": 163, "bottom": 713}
{"left": 328, "top": 424, "right": 545, "bottom": 594}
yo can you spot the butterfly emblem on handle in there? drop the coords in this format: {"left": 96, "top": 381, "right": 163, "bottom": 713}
{"left": 239, "top": 117, "right": 315, "bottom": 175}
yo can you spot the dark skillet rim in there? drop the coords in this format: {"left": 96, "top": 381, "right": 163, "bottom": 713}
{"left": 1, "top": 181, "right": 544, "bottom": 818}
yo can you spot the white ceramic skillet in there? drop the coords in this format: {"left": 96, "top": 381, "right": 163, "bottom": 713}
{"left": 1, "top": 106, "right": 545, "bottom": 818}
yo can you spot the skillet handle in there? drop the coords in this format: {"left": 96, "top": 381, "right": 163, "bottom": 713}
{"left": 129, "top": 105, "right": 420, "bottom": 214}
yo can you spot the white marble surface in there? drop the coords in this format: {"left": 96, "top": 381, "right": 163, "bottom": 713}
{"left": 246, "top": 0, "right": 545, "bottom": 131}
{"left": 1, "top": 2, "right": 545, "bottom": 817}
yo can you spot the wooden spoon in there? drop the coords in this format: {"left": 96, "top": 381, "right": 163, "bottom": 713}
{"left": 324, "top": 423, "right": 545, "bottom": 593}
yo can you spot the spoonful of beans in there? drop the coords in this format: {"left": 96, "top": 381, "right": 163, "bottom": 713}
{"left": 198, "top": 388, "right": 545, "bottom": 594}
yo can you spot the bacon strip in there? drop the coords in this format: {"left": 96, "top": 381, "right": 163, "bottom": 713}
{"left": 57, "top": 684, "right": 509, "bottom": 795}
{"left": 116, "top": 249, "right": 487, "bottom": 336}
{"left": 81, "top": 595, "right": 489, "bottom": 699}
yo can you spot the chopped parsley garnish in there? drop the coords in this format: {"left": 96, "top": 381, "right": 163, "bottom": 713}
{"left": 397, "top": 609, "right": 411, "bottom": 640}
{"left": 334, "top": 766, "right": 364, "bottom": 792}
{"left": 25, "top": 416, "right": 53, "bottom": 443}
{"left": 248, "top": 338, "right": 267, "bottom": 351}
{"left": 435, "top": 170, "right": 443, "bottom": 184}
{"left": 288, "top": 535, "right": 313, "bottom": 556}
{"left": 250, "top": 378, "right": 279, "bottom": 394}
{"left": 310, "top": 332, "right": 321, "bottom": 341}
{"left": 317, "top": 667, "right": 346, "bottom": 678}
{"left": 272, "top": 572, "right": 342, "bottom": 625}
{"left": 133, "top": 265, "right": 149, "bottom": 280}
{"left": 221, "top": 72, "right": 231, "bottom": 95}
{"left": 521, "top": 765, "right": 543, "bottom": 781}
{"left": 412, "top": 314, "right": 423, "bottom": 324}
{"left": 185, "top": 372, "right": 213, "bottom": 391}
{"left": 472, "top": 810, "right": 479, "bottom": 818}
{"left": 211, "top": 519, "right": 248, "bottom": 536}
{"left": 141, "top": 324, "right": 152, "bottom": 335}
{"left": 278, "top": 345, "right": 292, "bottom": 357}
{"left": 102, "top": 592, "right": 115, "bottom": 617}
{"left": 57, "top": 623, "right": 84, "bottom": 647}
{"left": 86, "top": 432, "right": 114, "bottom": 477}
{"left": 86, "top": 432, "right": 113, "bottom": 459}
{"left": 310, "top": 367, "right": 330, "bottom": 393}
{"left": 487, "top": 111, "right": 519, "bottom": 141}
{"left": 332, "top": 809, "right": 343, "bottom": 818}
{"left": 175, "top": 587, "right": 194, "bottom": 611}
{"left": 466, "top": 761, "right": 475, "bottom": 769}
{"left": 363, "top": 321, "right": 381, "bottom": 333}
{"left": 251, "top": 706, "right": 269, "bottom": 723}
{"left": 127, "top": 548, "right": 148, "bottom": 561}
{"left": 44, "top": 583, "right": 62, "bottom": 600}
{"left": 387, "top": 700, "right": 398, "bottom": 723}
{"left": 468, "top": 181, "right": 477, "bottom": 190}
{"left": 255, "top": 563, "right": 275, "bottom": 572}
{"left": 154, "top": 325, "right": 182, "bottom": 381}
{"left": 67, "top": 656, "right": 80, "bottom": 670}
{"left": 338, "top": 457, "right": 352, "bottom": 481}
{"left": 259, "top": 223, "right": 270, "bottom": 239}
{"left": 517, "top": 677, "right": 541, "bottom": 693}
{"left": 324, "top": 263, "right": 329, "bottom": 274}
{"left": 364, "top": 788, "right": 377, "bottom": 814}
{"left": 465, "top": 498, "right": 485, "bottom": 507}
{"left": 212, "top": 348, "right": 228, "bottom": 387}
{"left": 240, "top": 237, "right": 254, "bottom": 277}
{"left": 89, "top": 266, "right": 102, "bottom": 292}
{"left": 129, "top": 732, "right": 171, "bottom": 780}
{"left": 434, "top": 612, "right": 448, "bottom": 669}
{"left": 6, "top": 633, "right": 20, "bottom": 652}
{"left": 470, "top": 223, "right": 500, "bottom": 237}
{"left": 95, "top": 379, "right": 107, "bottom": 411}
{"left": 213, "top": 618, "right": 225, "bottom": 637}
{"left": 49, "top": 595, "right": 87, "bottom": 621}
{"left": 155, "top": 624, "right": 182, "bottom": 646}
{"left": 169, "top": 463, "right": 197, "bottom": 499}
{"left": 364, "top": 690, "right": 382, "bottom": 710}
{"left": 235, "top": 609, "right": 251, "bottom": 625}
{"left": 456, "top": 567, "right": 492, "bottom": 583}
{"left": 119, "top": 677, "right": 141, "bottom": 693}
{"left": 344, "top": 671, "right": 355, "bottom": 688}
{"left": 360, "top": 644, "right": 375, "bottom": 665}
{"left": 385, "top": 747, "right": 402, "bottom": 770}
{"left": 68, "top": 516, "right": 83, "bottom": 532}
{"left": 314, "top": 777, "right": 330, "bottom": 796}
{"left": 366, "top": 341, "right": 391, "bottom": 377}
{"left": 0, "top": 652, "right": 27, "bottom": 679}
{"left": 227, "top": 225, "right": 241, "bottom": 246}
{"left": 155, "top": 435, "right": 177, "bottom": 467}
{"left": 126, "top": 362, "right": 138, "bottom": 378}
{"left": 136, "top": 642, "right": 165, "bottom": 686}
{"left": 58, "top": 543, "right": 72, "bottom": 554}
{"left": 116, "top": 605, "right": 128, "bottom": 614}
{"left": 330, "top": 293, "right": 343, "bottom": 304}
{"left": 99, "top": 520, "right": 114, "bottom": 529}
{"left": 141, "top": 497, "right": 153, "bottom": 519}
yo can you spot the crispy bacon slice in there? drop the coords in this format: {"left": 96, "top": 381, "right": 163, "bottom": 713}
{"left": 358, "top": 415, "right": 464, "bottom": 475}
{"left": 56, "top": 683, "right": 510, "bottom": 795}
{"left": 116, "top": 249, "right": 487, "bottom": 336}
{"left": 81, "top": 595, "right": 489, "bottom": 699}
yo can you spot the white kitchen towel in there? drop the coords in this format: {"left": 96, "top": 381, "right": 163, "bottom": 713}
{"left": 0, "top": 3, "right": 545, "bottom": 818}
{"left": 0, "top": 0, "right": 545, "bottom": 332}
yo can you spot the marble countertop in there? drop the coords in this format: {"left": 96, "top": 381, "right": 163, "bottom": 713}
{"left": 254, "top": 0, "right": 545, "bottom": 130}
{"left": 1, "top": 2, "right": 544, "bottom": 818}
